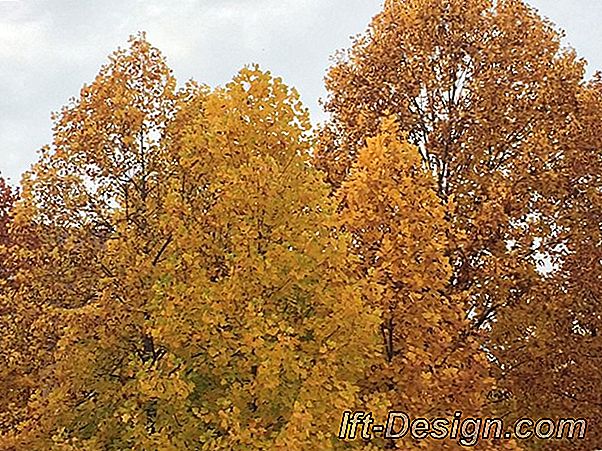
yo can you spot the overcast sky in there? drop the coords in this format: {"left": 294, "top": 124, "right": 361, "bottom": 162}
{"left": 0, "top": 0, "right": 600, "bottom": 184}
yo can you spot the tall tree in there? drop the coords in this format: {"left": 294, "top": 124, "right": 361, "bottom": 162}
{"left": 314, "top": 1, "right": 597, "bottom": 448}
{"left": 488, "top": 78, "right": 602, "bottom": 450}
{"left": 314, "top": 0, "right": 584, "bottom": 331}
{"left": 338, "top": 117, "right": 520, "bottom": 449}
{"left": 0, "top": 33, "right": 178, "bottom": 449}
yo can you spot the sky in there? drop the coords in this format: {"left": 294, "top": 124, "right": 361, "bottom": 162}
{"left": 0, "top": 0, "right": 601, "bottom": 185}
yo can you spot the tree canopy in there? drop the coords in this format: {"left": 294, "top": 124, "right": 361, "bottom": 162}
{"left": 1, "top": 1, "right": 601, "bottom": 449}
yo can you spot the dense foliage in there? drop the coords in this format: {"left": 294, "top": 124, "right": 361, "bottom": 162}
{"left": 0, "top": 1, "right": 600, "bottom": 449}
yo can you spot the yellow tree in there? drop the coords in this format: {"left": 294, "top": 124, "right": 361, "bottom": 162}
{"left": 6, "top": 56, "right": 381, "bottom": 449}
{"left": 126, "top": 67, "right": 381, "bottom": 450}
{"left": 0, "top": 178, "right": 50, "bottom": 441}
{"left": 0, "top": 176, "right": 23, "bottom": 435}
{"left": 339, "top": 116, "right": 520, "bottom": 449}
{"left": 314, "top": 0, "right": 595, "bottom": 446}
{"left": 315, "top": 0, "right": 584, "bottom": 334}
{"left": 0, "top": 33, "right": 178, "bottom": 449}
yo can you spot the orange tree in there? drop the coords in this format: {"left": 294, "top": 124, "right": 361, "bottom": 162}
{"left": 315, "top": 0, "right": 599, "bottom": 448}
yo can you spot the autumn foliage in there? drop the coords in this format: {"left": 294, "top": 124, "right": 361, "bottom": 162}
{"left": 0, "top": 0, "right": 601, "bottom": 449}
{"left": 317, "top": 1, "right": 601, "bottom": 449}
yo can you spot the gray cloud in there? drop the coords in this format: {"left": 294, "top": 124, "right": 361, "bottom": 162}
{"left": 0, "top": 0, "right": 600, "bottom": 184}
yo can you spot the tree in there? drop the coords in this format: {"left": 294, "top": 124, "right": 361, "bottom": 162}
{"left": 315, "top": 0, "right": 584, "bottom": 335}
{"left": 488, "top": 77, "right": 602, "bottom": 450}
{"left": 315, "top": 0, "right": 597, "bottom": 448}
{"left": 338, "top": 117, "right": 520, "bottom": 449}
{"left": 0, "top": 176, "right": 21, "bottom": 436}
{"left": 2, "top": 37, "right": 381, "bottom": 447}
{"left": 113, "top": 67, "right": 379, "bottom": 450}
{"left": 0, "top": 33, "right": 178, "bottom": 449}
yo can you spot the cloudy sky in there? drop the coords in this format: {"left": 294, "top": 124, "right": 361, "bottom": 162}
{"left": 0, "top": 0, "right": 600, "bottom": 184}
